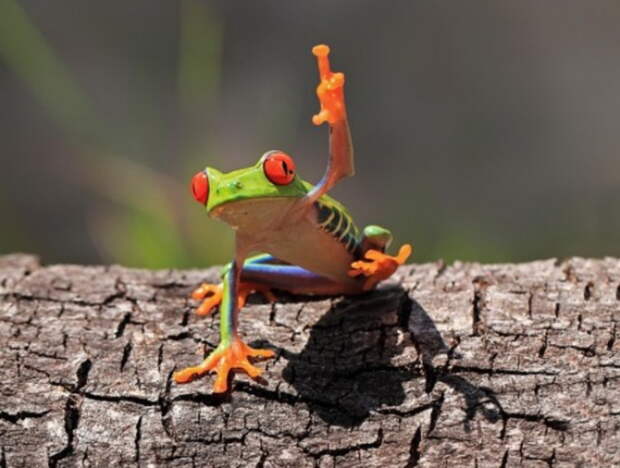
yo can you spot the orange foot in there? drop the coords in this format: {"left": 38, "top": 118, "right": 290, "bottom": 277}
{"left": 173, "top": 339, "right": 275, "bottom": 393}
{"left": 348, "top": 244, "right": 413, "bottom": 291}
{"left": 312, "top": 44, "right": 346, "bottom": 125}
{"left": 191, "top": 281, "right": 277, "bottom": 316}
{"left": 191, "top": 283, "right": 223, "bottom": 315}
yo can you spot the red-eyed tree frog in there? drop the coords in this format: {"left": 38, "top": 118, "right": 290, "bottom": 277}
{"left": 174, "top": 45, "right": 412, "bottom": 393}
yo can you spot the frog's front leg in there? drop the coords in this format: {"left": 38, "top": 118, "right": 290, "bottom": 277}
{"left": 348, "top": 226, "right": 413, "bottom": 291}
{"left": 174, "top": 256, "right": 275, "bottom": 393}
{"left": 305, "top": 44, "right": 354, "bottom": 204}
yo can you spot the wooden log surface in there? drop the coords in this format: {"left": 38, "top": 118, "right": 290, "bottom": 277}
{"left": 0, "top": 253, "right": 618, "bottom": 467}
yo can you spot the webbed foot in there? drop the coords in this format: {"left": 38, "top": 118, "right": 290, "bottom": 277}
{"left": 348, "top": 244, "right": 413, "bottom": 290}
{"left": 191, "top": 281, "right": 277, "bottom": 316}
{"left": 191, "top": 283, "right": 224, "bottom": 315}
{"left": 312, "top": 44, "right": 346, "bottom": 125}
{"left": 173, "top": 339, "right": 275, "bottom": 392}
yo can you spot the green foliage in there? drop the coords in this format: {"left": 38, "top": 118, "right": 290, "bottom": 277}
{"left": 0, "top": 1, "right": 575, "bottom": 268}
{"left": 0, "top": 0, "right": 100, "bottom": 141}
{"left": 0, "top": 0, "right": 233, "bottom": 267}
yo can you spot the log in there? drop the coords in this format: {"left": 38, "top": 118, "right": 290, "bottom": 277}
{"left": 0, "top": 253, "right": 618, "bottom": 467}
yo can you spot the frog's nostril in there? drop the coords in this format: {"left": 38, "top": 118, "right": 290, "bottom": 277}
{"left": 227, "top": 181, "right": 243, "bottom": 190}
{"left": 191, "top": 171, "right": 209, "bottom": 204}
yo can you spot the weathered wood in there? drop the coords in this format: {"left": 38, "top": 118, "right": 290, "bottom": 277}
{"left": 0, "top": 253, "right": 618, "bottom": 467}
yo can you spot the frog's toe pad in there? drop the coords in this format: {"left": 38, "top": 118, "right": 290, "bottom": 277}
{"left": 348, "top": 244, "right": 413, "bottom": 290}
{"left": 312, "top": 45, "right": 346, "bottom": 125}
{"left": 191, "top": 282, "right": 224, "bottom": 316}
{"left": 173, "top": 340, "right": 275, "bottom": 393}
{"left": 312, "top": 82, "right": 345, "bottom": 125}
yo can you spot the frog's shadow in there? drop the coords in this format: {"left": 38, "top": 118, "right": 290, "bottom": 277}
{"left": 261, "top": 286, "right": 419, "bottom": 427}
{"left": 249, "top": 288, "right": 513, "bottom": 431}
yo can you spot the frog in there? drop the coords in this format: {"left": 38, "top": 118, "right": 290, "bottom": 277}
{"left": 174, "top": 44, "right": 412, "bottom": 393}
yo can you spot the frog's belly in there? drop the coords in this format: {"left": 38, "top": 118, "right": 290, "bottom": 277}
{"left": 257, "top": 217, "right": 360, "bottom": 289}
{"left": 213, "top": 196, "right": 363, "bottom": 291}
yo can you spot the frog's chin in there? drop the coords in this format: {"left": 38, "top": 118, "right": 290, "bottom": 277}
{"left": 209, "top": 197, "right": 300, "bottom": 233}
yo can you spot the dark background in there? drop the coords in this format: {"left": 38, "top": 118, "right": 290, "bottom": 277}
{"left": 1, "top": 1, "right": 619, "bottom": 268}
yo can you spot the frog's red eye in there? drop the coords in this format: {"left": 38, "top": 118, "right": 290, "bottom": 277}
{"left": 191, "top": 171, "right": 209, "bottom": 204}
{"left": 263, "top": 152, "right": 296, "bottom": 185}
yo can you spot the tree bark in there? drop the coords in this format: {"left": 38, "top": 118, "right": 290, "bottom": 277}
{"left": 0, "top": 253, "right": 618, "bottom": 467}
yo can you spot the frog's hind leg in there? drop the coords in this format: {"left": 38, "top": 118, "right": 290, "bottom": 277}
{"left": 240, "top": 258, "right": 359, "bottom": 296}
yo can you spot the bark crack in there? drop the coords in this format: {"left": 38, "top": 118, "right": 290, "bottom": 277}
{"left": 303, "top": 428, "right": 384, "bottom": 459}
{"left": 0, "top": 410, "right": 50, "bottom": 424}
{"left": 48, "top": 394, "right": 81, "bottom": 467}
{"left": 0, "top": 255, "right": 618, "bottom": 466}
{"left": 47, "top": 358, "right": 91, "bottom": 466}
{"left": 405, "top": 426, "right": 422, "bottom": 468}
{"left": 134, "top": 415, "right": 143, "bottom": 464}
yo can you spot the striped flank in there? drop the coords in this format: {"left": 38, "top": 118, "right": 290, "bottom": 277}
{"left": 314, "top": 201, "right": 360, "bottom": 255}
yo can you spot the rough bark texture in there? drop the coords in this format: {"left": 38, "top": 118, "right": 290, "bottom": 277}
{"left": 0, "top": 253, "right": 618, "bottom": 467}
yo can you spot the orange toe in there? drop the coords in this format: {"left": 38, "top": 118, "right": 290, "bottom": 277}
{"left": 312, "top": 44, "right": 330, "bottom": 58}
{"left": 191, "top": 283, "right": 224, "bottom": 316}
{"left": 174, "top": 339, "right": 275, "bottom": 393}
{"left": 173, "top": 347, "right": 222, "bottom": 383}
{"left": 312, "top": 44, "right": 346, "bottom": 125}
{"left": 174, "top": 366, "right": 204, "bottom": 384}
{"left": 192, "top": 282, "right": 221, "bottom": 300}
{"left": 396, "top": 244, "right": 413, "bottom": 263}
{"left": 365, "top": 244, "right": 412, "bottom": 264}
{"left": 190, "top": 281, "right": 277, "bottom": 317}
{"left": 348, "top": 243, "right": 413, "bottom": 290}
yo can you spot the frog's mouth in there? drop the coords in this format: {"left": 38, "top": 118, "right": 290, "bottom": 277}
{"left": 209, "top": 197, "right": 300, "bottom": 232}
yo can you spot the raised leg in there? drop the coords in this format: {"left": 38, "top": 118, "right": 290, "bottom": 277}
{"left": 304, "top": 44, "right": 355, "bottom": 205}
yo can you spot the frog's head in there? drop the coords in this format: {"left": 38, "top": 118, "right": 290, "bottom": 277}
{"left": 190, "top": 151, "right": 308, "bottom": 230}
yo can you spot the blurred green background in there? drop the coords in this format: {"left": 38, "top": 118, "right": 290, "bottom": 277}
{"left": 1, "top": 0, "right": 619, "bottom": 268}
